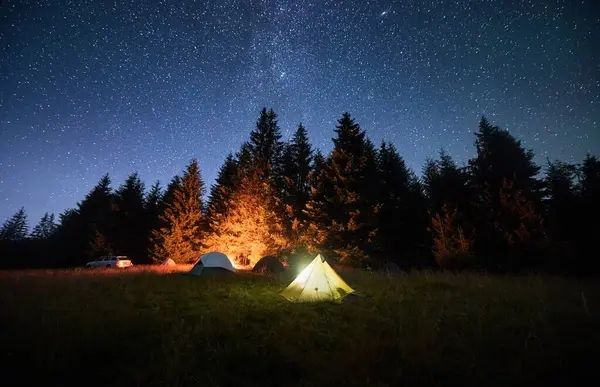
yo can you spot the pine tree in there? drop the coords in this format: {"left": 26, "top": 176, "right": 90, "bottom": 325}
{"left": 468, "top": 118, "right": 544, "bottom": 269}
{"left": 204, "top": 168, "right": 287, "bottom": 267}
{"left": 288, "top": 123, "right": 313, "bottom": 219}
{"left": 247, "top": 108, "right": 283, "bottom": 179}
{"left": 544, "top": 161, "right": 577, "bottom": 243}
{"left": 30, "top": 212, "right": 57, "bottom": 239}
{"left": 377, "top": 142, "right": 428, "bottom": 263}
{"left": 0, "top": 207, "right": 28, "bottom": 241}
{"left": 150, "top": 160, "right": 205, "bottom": 263}
{"left": 423, "top": 150, "right": 470, "bottom": 212}
{"left": 278, "top": 124, "right": 314, "bottom": 240}
{"left": 78, "top": 174, "right": 116, "bottom": 259}
{"left": 114, "top": 173, "right": 147, "bottom": 262}
{"left": 470, "top": 117, "right": 541, "bottom": 198}
{"left": 304, "top": 113, "right": 379, "bottom": 265}
{"left": 144, "top": 180, "right": 162, "bottom": 229}
{"left": 206, "top": 154, "right": 239, "bottom": 231}
{"left": 86, "top": 228, "right": 113, "bottom": 258}
{"left": 580, "top": 154, "right": 600, "bottom": 202}
{"left": 575, "top": 155, "right": 600, "bottom": 272}
{"left": 430, "top": 205, "right": 473, "bottom": 269}
{"left": 496, "top": 179, "right": 547, "bottom": 269}
{"left": 302, "top": 150, "right": 329, "bottom": 250}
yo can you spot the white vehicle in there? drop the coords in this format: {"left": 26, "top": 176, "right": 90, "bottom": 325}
{"left": 85, "top": 255, "right": 133, "bottom": 269}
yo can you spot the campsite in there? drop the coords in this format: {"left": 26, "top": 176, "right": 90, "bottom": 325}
{"left": 2, "top": 1, "right": 599, "bottom": 385}
{"left": 1, "top": 262, "right": 599, "bottom": 386}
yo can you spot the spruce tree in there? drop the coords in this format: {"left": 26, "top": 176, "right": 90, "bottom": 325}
{"left": 470, "top": 117, "right": 541, "bottom": 198}
{"left": 423, "top": 150, "right": 470, "bottom": 212}
{"left": 288, "top": 123, "right": 313, "bottom": 219}
{"left": 144, "top": 181, "right": 162, "bottom": 232}
{"left": 544, "top": 161, "right": 578, "bottom": 243}
{"left": 304, "top": 113, "right": 379, "bottom": 265}
{"left": 278, "top": 124, "right": 314, "bottom": 240}
{"left": 114, "top": 173, "right": 147, "bottom": 262}
{"left": 576, "top": 155, "right": 600, "bottom": 272}
{"left": 30, "top": 212, "right": 57, "bottom": 239}
{"left": 247, "top": 108, "right": 283, "bottom": 179}
{"left": 0, "top": 207, "right": 28, "bottom": 241}
{"left": 150, "top": 160, "right": 205, "bottom": 263}
{"left": 302, "top": 150, "right": 329, "bottom": 250}
{"left": 376, "top": 142, "right": 428, "bottom": 264}
{"left": 204, "top": 168, "right": 287, "bottom": 267}
{"left": 54, "top": 174, "right": 116, "bottom": 265}
{"left": 468, "top": 118, "right": 544, "bottom": 269}
{"left": 206, "top": 154, "right": 239, "bottom": 232}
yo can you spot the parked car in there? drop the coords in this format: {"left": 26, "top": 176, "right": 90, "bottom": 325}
{"left": 85, "top": 256, "right": 133, "bottom": 269}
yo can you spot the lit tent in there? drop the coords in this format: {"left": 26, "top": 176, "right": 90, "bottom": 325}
{"left": 190, "top": 252, "right": 235, "bottom": 275}
{"left": 280, "top": 254, "right": 355, "bottom": 302}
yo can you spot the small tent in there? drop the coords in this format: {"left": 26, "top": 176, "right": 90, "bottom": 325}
{"left": 252, "top": 255, "right": 285, "bottom": 274}
{"left": 162, "top": 258, "right": 176, "bottom": 266}
{"left": 190, "top": 252, "right": 235, "bottom": 275}
{"left": 280, "top": 254, "right": 355, "bottom": 302}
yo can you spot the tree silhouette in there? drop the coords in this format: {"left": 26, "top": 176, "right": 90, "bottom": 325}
{"left": 377, "top": 141, "right": 428, "bottom": 265}
{"left": 278, "top": 123, "right": 314, "bottom": 241}
{"left": 468, "top": 118, "right": 545, "bottom": 269}
{"left": 114, "top": 173, "right": 147, "bottom": 262}
{"left": 30, "top": 212, "right": 57, "bottom": 240}
{"left": 247, "top": 107, "right": 283, "bottom": 179}
{"left": 304, "top": 113, "right": 378, "bottom": 265}
{"left": 0, "top": 207, "right": 28, "bottom": 241}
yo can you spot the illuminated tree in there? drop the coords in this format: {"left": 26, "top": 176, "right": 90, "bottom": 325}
{"left": 150, "top": 160, "right": 205, "bottom": 263}
{"left": 204, "top": 169, "right": 287, "bottom": 268}
{"left": 430, "top": 205, "right": 473, "bottom": 269}
{"left": 206, "top": 153, "right": 239, "bottom": 232}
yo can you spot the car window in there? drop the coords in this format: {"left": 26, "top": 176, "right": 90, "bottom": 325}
{"left": 111, "top": 257, "right": 117, "bottom": 261}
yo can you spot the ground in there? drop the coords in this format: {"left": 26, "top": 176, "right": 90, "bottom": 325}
{"left": 1, "top": 266, "right": 598, "bottom": 386}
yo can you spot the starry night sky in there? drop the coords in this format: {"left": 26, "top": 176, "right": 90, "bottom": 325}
{"left": 1, "top": 0, "right": 599, "bottom": 224}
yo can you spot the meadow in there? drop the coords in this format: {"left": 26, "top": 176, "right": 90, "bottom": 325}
{"left": 1, "top": 267, "right": 598, "bottom": 386}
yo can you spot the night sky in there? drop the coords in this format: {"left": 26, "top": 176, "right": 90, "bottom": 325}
{"left": 1, "top": 0, "right": 599, "bottom": 224}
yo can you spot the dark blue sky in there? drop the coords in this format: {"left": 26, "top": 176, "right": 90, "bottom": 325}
{"left": 1, "top": 0, "right": 599, "bottom": 225}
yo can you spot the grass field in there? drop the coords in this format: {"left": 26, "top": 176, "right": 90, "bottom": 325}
{"left": 1, "top": 267, "right": 599, "bottom": 386}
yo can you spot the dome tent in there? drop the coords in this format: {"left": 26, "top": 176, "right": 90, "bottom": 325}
{"left": 252, "top": 255, "right": 284, "bottom": 274}
{"left": 162, "top": 258, "right": 176, "bottom": 266}
{"left": 280, "top": 254, "right": 355, "bottom": 303}
{"left": 190, "top": 252, "right": 235, "bottom": 276}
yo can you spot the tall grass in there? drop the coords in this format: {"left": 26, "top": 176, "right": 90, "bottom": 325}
{"left": 0, "top": 268, "right": 598, "bottom": 386}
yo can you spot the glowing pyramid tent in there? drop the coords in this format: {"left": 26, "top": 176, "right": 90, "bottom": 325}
{"left": 280, "top": 254, "right": 355, "bottom": 302}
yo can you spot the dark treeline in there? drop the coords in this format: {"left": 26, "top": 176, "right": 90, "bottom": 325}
{"left": 1, "top": 109, "right": 599, "bottom": 274}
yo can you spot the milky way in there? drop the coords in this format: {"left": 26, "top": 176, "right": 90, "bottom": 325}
{"left": 1, "top": 0, "right": 599, "bottom": 223}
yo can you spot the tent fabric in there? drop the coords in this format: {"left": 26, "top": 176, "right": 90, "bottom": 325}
{"left": 252, "top": 255, "right": 285, "bottom": 274}
{"left": 280, "top": 254, "right": 355, "bottom": 302}
{"left": 162, "top": 258, "right": 176, "bottom": 266}
{"left": 190, "top": 252, "right": 235, "bottom": 275}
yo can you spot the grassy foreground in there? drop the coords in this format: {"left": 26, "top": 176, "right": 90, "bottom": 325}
{"left": 1, "top": 267, "right": 598, "bottom": 386}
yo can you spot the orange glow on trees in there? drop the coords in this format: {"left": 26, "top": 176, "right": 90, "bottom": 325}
{"left": 204, "top": 169, "right": 288, "bottom": 268}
